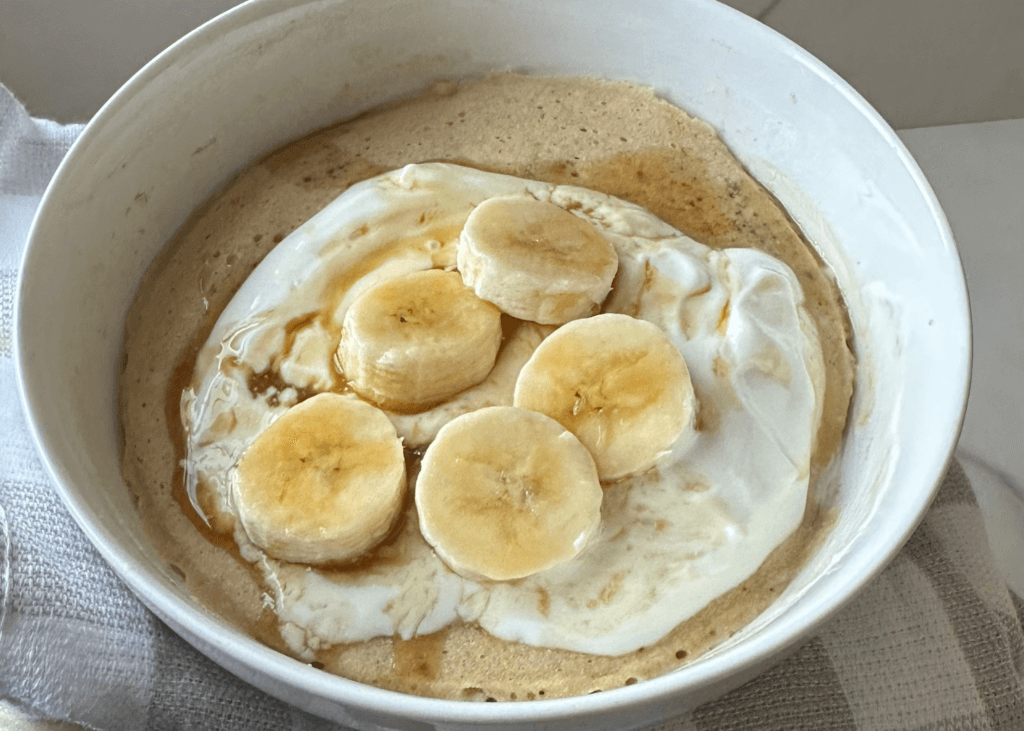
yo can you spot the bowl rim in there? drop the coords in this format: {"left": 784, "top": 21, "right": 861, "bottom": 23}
{"left": 14, "top": 0, "right": 972, "bottom": 725}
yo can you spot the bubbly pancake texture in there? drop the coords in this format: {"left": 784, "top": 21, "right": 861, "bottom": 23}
{"left": 118, "top": 74, "right": 854, "bottom": 701}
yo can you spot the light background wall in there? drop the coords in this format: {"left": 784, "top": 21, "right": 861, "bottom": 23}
{"left": 0, "top": 0, "right": 1022, "bottom": 128}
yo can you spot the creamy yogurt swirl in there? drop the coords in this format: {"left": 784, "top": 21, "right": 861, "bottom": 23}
{"left": 182, "top": 163, "right": 824, "bottom": 657}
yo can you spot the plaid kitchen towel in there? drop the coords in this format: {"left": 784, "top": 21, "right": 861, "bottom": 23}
{"left": 1, "top": 82, "right": 1022, "bottom": 731}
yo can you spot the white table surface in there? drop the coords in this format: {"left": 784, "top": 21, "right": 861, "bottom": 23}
{"left": 897, "top": 119, "right": 1024, "bottom": 596}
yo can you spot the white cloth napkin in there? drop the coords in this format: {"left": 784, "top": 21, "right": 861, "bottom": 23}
{"left": 1, "top": 82, "right": 1022, "bottom": 731}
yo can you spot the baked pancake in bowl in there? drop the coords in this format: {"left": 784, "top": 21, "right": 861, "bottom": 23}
{"left": 118, "top": 74, "right": 855, "bottom": 701}
{"left": 16, "top": 1, "right": 969, "bottom": 728}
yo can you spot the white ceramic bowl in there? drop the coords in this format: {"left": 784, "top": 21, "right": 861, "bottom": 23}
{"left": 16, "top": 1, "right": 971, "bottom": 729}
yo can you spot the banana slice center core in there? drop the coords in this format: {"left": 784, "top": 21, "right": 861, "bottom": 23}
{"left": 416, "top": 406, "right": 603, "bottom": 582}
{"left": 337, "top": 268, "right": 503, "bottom": 411}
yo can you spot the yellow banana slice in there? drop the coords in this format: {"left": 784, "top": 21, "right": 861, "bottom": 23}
{"left": 231, "top": 392, "right": 406, "bottom": 565}
{"left": 337, "top": 269, "right": 503, "bottom": 411}
{"left": 514, "top": 313, "right": 696, "bottom": 481}
{"left": 415, "top": 406, "right": 603, "bottom": 581}
{"left": 457, "top": 196, "right": 619, "bottom": 324}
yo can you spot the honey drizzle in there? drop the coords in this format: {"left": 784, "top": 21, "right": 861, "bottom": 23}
{"left": 166, "top": 293, "right": 239, "bottom": 552}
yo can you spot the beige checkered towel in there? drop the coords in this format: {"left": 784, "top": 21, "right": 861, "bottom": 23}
{"left": 1, "top": 83, "right": 1022, "bottom": 730}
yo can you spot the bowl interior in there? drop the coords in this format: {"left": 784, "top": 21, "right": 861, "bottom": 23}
{"left": 16, "top": 0, "right": 969, "bottom": 728}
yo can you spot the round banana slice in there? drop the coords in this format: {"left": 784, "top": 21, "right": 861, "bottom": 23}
{"left": 231, "top": 392, "right": 406, "bottom": 565}
{"left": 514, "top": 313, "right": 696, "bottom": 481}
{"left": 337, "top": 269, "right": 503, "bottom": 411}
{"left": 415, "top": 406, "right": 603, "bottom": 582}
{"left": 457, "top": 196, "right": 619, "bottom": 325}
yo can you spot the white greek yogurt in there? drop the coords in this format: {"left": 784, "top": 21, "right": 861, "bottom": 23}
{"left": 182, "top": 163, "right": 824, "bottom": 658}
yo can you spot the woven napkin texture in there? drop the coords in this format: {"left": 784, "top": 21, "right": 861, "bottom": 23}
{"left": 1, "top": 83, "right": 1022, "bottom": 731}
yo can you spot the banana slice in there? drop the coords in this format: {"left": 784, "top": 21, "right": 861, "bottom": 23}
{"left": 415, "top": 406, "right": 603, "bottom": 582}
{"left": 514, "top": 313, "right": 696, "bottom": 481}
{"left": 337, "top": 268, "right": 503, "bottom": 411}
{"left": 457, "top": 196, "right": 619, "bottom": 324}
{"left": 231, "top": 392, "right": 406, "bottom": 565}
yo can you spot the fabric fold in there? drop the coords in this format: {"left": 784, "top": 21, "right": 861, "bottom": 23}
{"left": 0, "top": 88, "right": 82, "bottom": 196}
